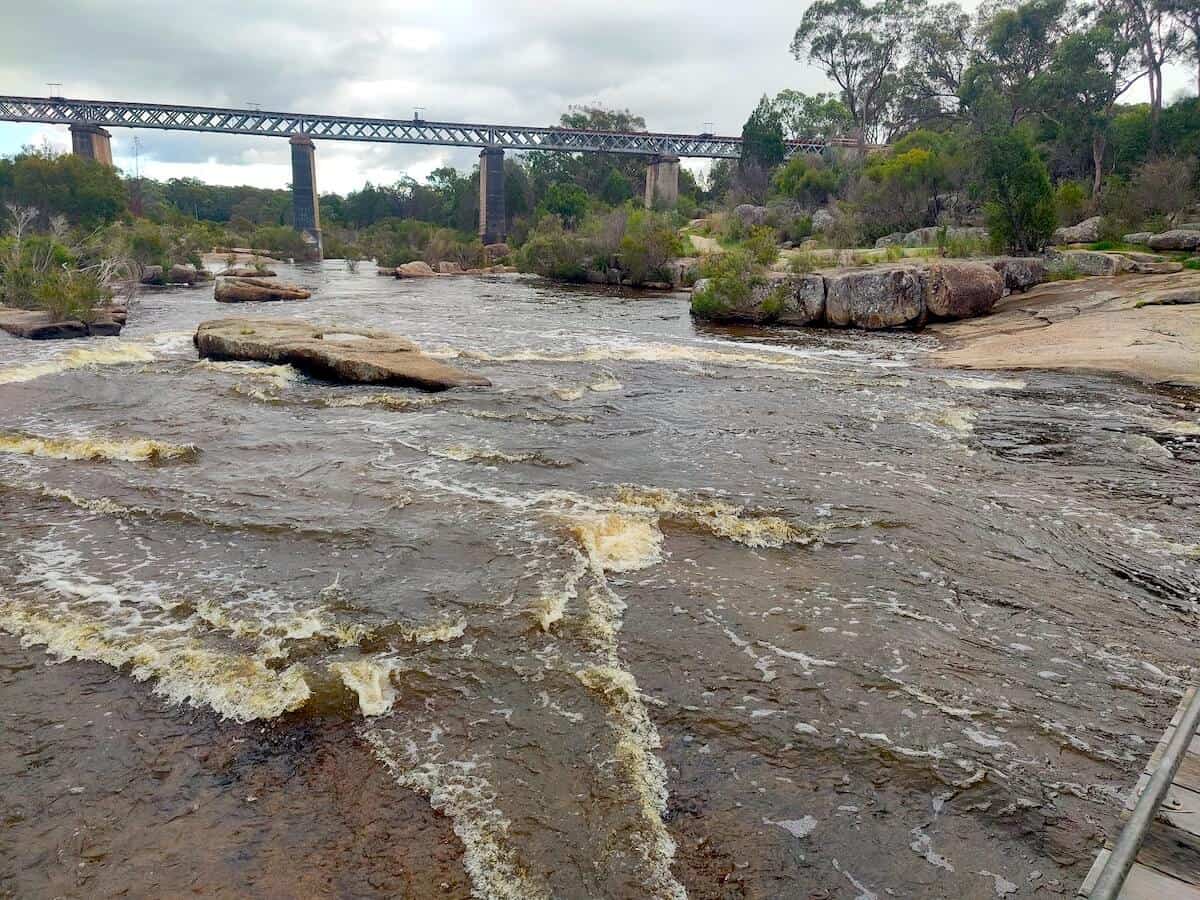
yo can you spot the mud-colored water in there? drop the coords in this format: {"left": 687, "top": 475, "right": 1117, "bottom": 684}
{"left": 1, "top": 262, "right": 1197, "bottom": 899}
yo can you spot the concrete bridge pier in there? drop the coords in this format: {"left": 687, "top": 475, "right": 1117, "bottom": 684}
{"left": 289, "top": 134, "right": 322, "bottom": 258}
{"left": 69, "top": 123, "right": 113, "bottom": 167}
{"left": 644, "top": 155, "right": 679, "bottom": 210}
{"left": 478, "top": 146, "right": 506, "bottom": 245}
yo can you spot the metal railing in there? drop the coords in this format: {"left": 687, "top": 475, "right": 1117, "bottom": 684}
{"left": 1088, "top": 685, "right": 1200, "bottom": 899}
{"left": 0, "top": 94, "right": 872, "bottom": 159}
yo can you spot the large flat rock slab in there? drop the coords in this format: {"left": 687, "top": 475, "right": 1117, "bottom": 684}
{"left": 0, "top": 306, "right": 126, "bottom": 340}
{"left": 931, "top": 271, "right": 1200, "bottom": 388}
{"left": 193, "top": 318, "right": 490, "bottom": 391}
{"left": 214, "top": 277, "right": 311, "bottom": 303}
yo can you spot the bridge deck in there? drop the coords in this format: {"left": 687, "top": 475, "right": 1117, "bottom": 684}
{"left": 1079, "top": 686, "right": 1200, "bottom": 898}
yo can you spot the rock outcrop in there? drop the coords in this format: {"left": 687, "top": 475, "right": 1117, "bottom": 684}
{"left": 988, "top": 257, "right": 1047, "bottom": 294}
{"left": 140, "top": 265, "right": 164, "bottom": 286}
{"left": 167, "top": 264, "right": 199, "bottom": 285}
{"left": 214, "top": 277, "right": 312, "bottom": 303}
{"left": 194, "top": 319, "right": 490, "bottom": 391}
{"left": 693, "top": 273, "right": 824, "bottom": 325}
{"left": 396, "top": 261, "right": 437, "bottom": 277}
{"left": 825, "top": 266, "right": 926, "bottom": 329}
{"left": 1052, "top": 216, "right": 1103, "bottom": 244}
{"left": 874, "top": 226, "right": 989, "bottom": 249}
{"left": 1147, "top": 230, "right": 1200, "bottom": 251}
{"left": 1046, "top": 249, "right": 1132, "bottom": 277}
{"left": 0, "top": 305, "right": 127, "bottom": 340}
{"left": 733, "top": 204, "right": 768, "bottom": 227}
{"left": 437, "top": 261, "right": 464, "bottom": 275}
{"left": 1123, "top": 232, "right": 1153, "bottom": 245}
{"left": 922, "top": 261, "right": 1004, "bottom": 318}
{"left": 810, "top": 208, "right": 835, "bottom": 233}
{"left": 484, "top": 242, "right": 512, "bottom": 260}
{"left": 694, "top": 261, "right": 1004, "bottom": 330}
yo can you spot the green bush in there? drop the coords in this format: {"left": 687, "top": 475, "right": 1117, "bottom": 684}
{"left": 250, "top": 225, "right": 312, "bottom": 261}
{"left": 1054, "top": 181, "right": 1089, "bottom": 226}
{"left": 744, "top": 225, "right": 780, "bottom": 266}
{"left": 787, "top": 250, "right": 822, "bottom": 273}
{"left": 515, "top": 216, "right": 588, "bottom": 282}
{"left": 980, "top": 129, "right": 1056, "bottom": 255}
{"left": 772, "top": 156, "right": 839, "bottom": 206}
{"left": 618, "top": 209, "right": 684, "bottom": 285}
{"left": 691, "top": 249, "right": 760, "bottom": 318}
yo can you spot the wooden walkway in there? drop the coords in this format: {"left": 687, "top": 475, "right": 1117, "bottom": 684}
{"left": 1079, "top": 687, "right": 1200, "bottom": 898}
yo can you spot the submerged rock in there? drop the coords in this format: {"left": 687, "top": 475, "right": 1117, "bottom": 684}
{"left": 824, "top": 265, "right": 925, "bottom": 329}
{"left": 0, "top": 305, "right": 126, "bottom": 340}
{"left": 214, "top": 277, "right": 312, "bottom": 303}
{"left": 193, "top": 318, "right": 490, "bottom": 390}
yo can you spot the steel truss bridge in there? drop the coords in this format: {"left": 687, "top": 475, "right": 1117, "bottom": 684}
{"left": 0, "top": 94, "right": 859, "bottom": 158}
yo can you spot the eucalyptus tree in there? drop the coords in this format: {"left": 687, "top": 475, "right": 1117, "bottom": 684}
{"left": 790, "top": 0, "right": 921, "bottom": 145}
{"left": 893, "top": 1, "right": 979, "bottom": 128}
{"left": 959, "top": 0, "right": 1071, "bottom": 128}
{"left": 771, "top": 90, "right": 854, "bottom": 141}
{"left": 1119, "top": 0, "right": 1184, "bottom": 146}
{"left": 1163, "top": 0, "right": 1199, "bottom": 97}
{"left": 1038, "top": 6, "right": 1144, "bottom": 196}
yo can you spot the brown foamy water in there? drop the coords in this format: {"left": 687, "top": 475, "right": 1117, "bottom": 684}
{"left": 1, "top": 262, "right": 1197, "bottom": 898}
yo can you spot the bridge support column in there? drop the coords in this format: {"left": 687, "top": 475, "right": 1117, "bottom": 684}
{"left": 69, "top": 124, "right": 113, "bottom": 167}
{"left": 289, "top": 134, "right": 322, "bottom": 258}
{"left": 644, "top": 155, "right": 679, "bottom": 210}
{"left": 478, "top": 147, "right": 506, "bottom": 245}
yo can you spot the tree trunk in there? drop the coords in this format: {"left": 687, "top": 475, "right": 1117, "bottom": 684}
{"left": 1148, "top": 62, "right": 1163, "bottom": 149}
{"left": 1092, "top": 131, "right": 1106, "bottom": 200}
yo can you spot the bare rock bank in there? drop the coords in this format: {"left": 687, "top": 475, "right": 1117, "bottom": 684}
{"left": 931, "top": 271, "right": 1200, "bottom": 388}
{"left": 193, "top": 318, "right": 490, "bottom": 391}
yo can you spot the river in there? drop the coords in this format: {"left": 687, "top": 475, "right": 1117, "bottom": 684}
{"left": 1, "top": 260, "right": 1197, "bottom": 899}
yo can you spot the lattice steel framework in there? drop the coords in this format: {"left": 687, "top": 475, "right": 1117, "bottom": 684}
{"left": 0, "top": 95, "right": 866, "bottom": 158}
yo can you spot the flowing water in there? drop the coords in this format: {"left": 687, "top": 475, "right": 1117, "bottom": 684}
{"left": 1, "top": 261, "right": 1197, "bottom": 899}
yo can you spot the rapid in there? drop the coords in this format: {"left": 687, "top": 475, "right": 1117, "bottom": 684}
{"left": 1, "top": 261, "right": 1197, "bottom": 898}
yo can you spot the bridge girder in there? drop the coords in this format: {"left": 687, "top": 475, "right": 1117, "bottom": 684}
{"left": 0, "top": 95, "right": 858, "bottom": 159}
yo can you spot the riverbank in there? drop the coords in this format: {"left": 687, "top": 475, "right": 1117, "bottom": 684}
{"left": 931, "top": 271, "right": 1200, "bottom": 389}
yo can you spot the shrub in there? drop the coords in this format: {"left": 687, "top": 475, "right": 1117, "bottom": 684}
{"left": 618, "top": 209, "right": 684, "bottom": 285}
{"left": 1054, "top": 181, "right": 1089, "bottom": 226}
{"left": 772, "top": 156, "right": 839, "bottom": 206}
{"left": 980, "top": 129, "right": 1056, "bottom": 255}
{"left": 691, "top": 249, "right": 760, "bottom": 318}
{"left": 788, "top": 250, "right": 822, "bottom": 273}
{"left": 250, "top": 225, "right": 311, "bottom": 260}
{"left": 744, "top": 225, "right": 780, "bottom": 266}
{"left": 515, "top": 216, "right": 588, "bottom": 282}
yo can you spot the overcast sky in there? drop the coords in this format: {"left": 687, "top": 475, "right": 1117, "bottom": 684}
{"left": 0, "top": 1, "right": 1194, "bottom": 194}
